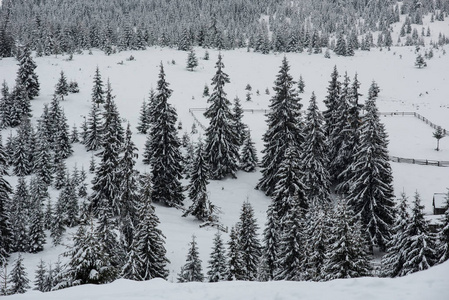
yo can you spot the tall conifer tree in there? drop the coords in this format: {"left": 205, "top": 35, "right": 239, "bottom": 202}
{"left": 204, "top": 53, "right": 239, "bottom": 180}
{"left": 257, "top": 57, "right": 303, "bottom": 196}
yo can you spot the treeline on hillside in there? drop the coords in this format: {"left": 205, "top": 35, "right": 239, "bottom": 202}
{"left": 1, "top": 0, "right": 449, "bottom": 58}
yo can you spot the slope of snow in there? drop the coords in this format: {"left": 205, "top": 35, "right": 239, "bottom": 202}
{"left": 6, "top": 261, "right": 449, "bottom": 300}
{"left": 0, "top": 13, "right": 449, "bottom": 298}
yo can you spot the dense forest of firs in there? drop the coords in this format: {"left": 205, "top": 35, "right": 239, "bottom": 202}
{"left": 1, "top": 0, "right": 449, "bottom": 58}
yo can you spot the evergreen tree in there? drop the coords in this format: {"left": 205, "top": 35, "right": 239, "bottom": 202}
{"left": 34, "top": 126, "right": 53, "bottom": 186}
{"left": 232, "top": 96, "right": 246, "bottom": 147}
{"left": 381, "top": 192, "right": 410, "bottom": 277}
{"left": 70, "top": 124, "right": 80, "bottom": 143}
{"left": 297, "top": 75, "right": 305, "bottom": 93}
{"left": 10, "top": 177, "right": 29, "bottom": 253}
{"left": 8, "top": 254, "right": 30, "bottom": 294}
{"left": 334, "top": 33, "right": 347, "bottom": 56}
{"left": 12, "top": 120, "right": 33, "bottom": 176}
{"left": 345, "top": 88, "right": 395, "bottom": 251}
{"left": 240, "top": 130, "right": 258, "bottom": 172}
{"left": 89, "top": 81, "right": 122, "bottom": 217}
{"left": 275, "top": 197, "right": 305, "bottom": 281}
{"left": 133, "top": 175, "right": 169, "bottom": 280}
{"left": 16, "top": 46, "right": 39, "bottom": 100}
{"left": 118, "top": 123, "right": 139, "bottom": 250}
{"left": 301, "top": 92, "right": 331, "bottom": 207}
{"left": 149, "top": 63, "right": 184, "bottom": 207}
{"left": 85, "top": 102, "right": 102, "bottom": 151}
{"left": 438, "top": 191, "right": 449, "bottom": 263}
{"left": 323, "top": 66, "right": 341, "bottom": 138}
{"left": 0, "top": 133, "right": 12, "bottom": 262}
{"left": 34, "top": 259, "right": 47, "bottom": 292}
{"left": 400, "top": 192, "right": 437, "bottom": 276}
{"left": 183, "top": 141, "right": 216, "bottom": 221}
{"left": 257, "top": 57, "right": 303, "bottom": 196}
{"left": 260, "top": 204, "right": 279, "bottom": 281}
{"left": 207, "top": 231, "right": 228, "bottom": 282}
{"left": 304, "top": 206, "right": 329, "bottom": 281}
{"left": 136, "top": 98, "right": 149, "bottom": 134}
{"left": 204, "top": 54, "right": 240, "bottom": 180}
{"left": 53, "top": 109, "right": 73, "bottom": 159}
{"left": 65, "top": 220, "right": 115, "bottom": 285}
{"left": 272, "top": 146, "right": 307, "bottom": 228}
{"left": 28, "top": 179, "right": 46, "bottom": 253}
{"left": 186, "top": 49, "right": 199, "bottom": 71}
{"left": 54, "top": 71, "right": 69, "bottom": 101}
{"left": 227, "top": 226, "right": 244, "bottom": 281}
{"left": 323, "top": 199, "right": 372, "bottom": 280}
{"left": 91, "top": 66, "right": 104, "bottom": 107}
{"left": 50, "top": 194, "right": 66, "bottom": 246}
{"left": 238, "top": 201, "right": 261, "bottom": 281}
{"left": 178, "top": 235, "right": 204, "bottom": 282}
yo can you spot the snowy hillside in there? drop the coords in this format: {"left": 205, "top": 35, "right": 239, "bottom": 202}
{"left": 6, "top": 260, "right": 449, "bottom": 300}
{"left": 1, "top": 7, "right": 449, "bottom": 299}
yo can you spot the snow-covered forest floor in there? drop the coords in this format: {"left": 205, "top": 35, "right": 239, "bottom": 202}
{"left": 1, "top": 12, "right": 449, "bottom": 300}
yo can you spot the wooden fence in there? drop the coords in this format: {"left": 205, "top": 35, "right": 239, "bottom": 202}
{"left": 189, "top": 108, "right": 449, "bottom": 167}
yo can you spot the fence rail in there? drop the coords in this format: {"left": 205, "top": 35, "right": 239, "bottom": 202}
{"left": 389, "top": 156, "right": 449, "bottom": 167}
{"left": 189, "top": 108, "right": 449, "bottom": 167}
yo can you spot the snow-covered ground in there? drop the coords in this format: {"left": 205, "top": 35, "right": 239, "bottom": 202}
{"left": 1, "top": 13, "right": 449, "bottom": 299}
{"left": 7, "top": 261, "right": 449, "bottom": 300}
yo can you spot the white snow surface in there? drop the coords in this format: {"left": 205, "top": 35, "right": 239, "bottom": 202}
{"left": 5, "top": 260, "right": 449, "bottom": 300}
{"left": 1, "top": 13, "right": 449, "bottom": 299}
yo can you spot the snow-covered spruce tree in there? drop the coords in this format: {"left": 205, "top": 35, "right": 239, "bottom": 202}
{"left": 178, "top": 27, "right": 192, "bottom": 51}
{"left": 101, "top": 80, "right": 124, "bottom": 145}
{"left": 91, "top": 66, "right": 104, "bottom": 107}
{"left": 301, "top": 92, "right": 331, "bottom": 207}
{"left": 238, "top": 201, "right": 261, "bottom": 281}
{"left": 89, "top": 81, "right": 122, "bottom": 217}
{"left": 297, "top": 75, "right": 305, "bottom": 93}
{"left": 10, "top": 177, "right": 29, "bottom": 253}
{"left": 227, "top": 226, "right": 244, "bottom": 281}
{"left": 183, "top": 141, "right": 216, "bottom": 222}
{"left": 328, "top": 72, "right": 352, "bottom": 182}
{"left": 0, "top": 81, "right": 10, "bottom": 128}
{"left": 133, "top": 176, "right": 169, "bottom": 280}
{"left": 34, "top": 259, "right": 47, "bottom": 292}
{"left": 121, "top": 239, "right": 143, "bottom": 281}
{"left": 438, "top": 191, "right": 449, "bottom": 263}
{"left": 28, "top": 179, "right": 46, "bottom": 253}
{"left": 345, "top": 87, "right": 395, "bottom": 251}
{"left": 118, "top": 123, "right": 139, "bottom": 250}
{"left": 54, "top": 71, "right": 69, "bottom": 101}
{"left": 12, "top": 119, "right": 33, "bottom": 176}
{"left": 204, "top": 53, "right": 240, "bottom": 180}
{"left": 16, "top": 46, "right": 39, "bottom": 100}
{"left": 149, "top": 63, "right": 184, "bottom": 207}
{"left": 323, "top": 198, "right": 372, "bottom": 280}
{"left": 323, "top": 66, "right": 341, "bottom": 138}
{"left": 136, "top": 98, "right": 149, "bottom": 134}
{"left": 34, "top": 125, "right": 54, "bottom": 186}
{"left": 8, "top": 254, "right": 30, "bottom": 295}
{"left": 53, "top": 160, "right": 67, "bottom": 190}
{"left": 232, "top": 96, "right": 246, "bottom": 148}
{"left": 65, "top": 219, "right": 116, "bottom": 286}
{"left": 70, "top": 124, "right": 80, "bottom": 143}
{"left": 257, "top": 56, "right": 303, "bottom": 196}
{"left": 381, "top": 192, "right": 410, "bottom": 277}
{"left": 61, "top": 177, "right": 79, "bottom": 227}
{"left": 259, "top": 204, "right": 278, "bottom": 281}
{"left": 334, "top": 33, "right": 347, "bottom": 56}
{"left": 303, "top": 206, "right": 330, "bottom": 281}
{"left": 53, "top": 109, "right": 73, "bottom": 160}
{"left": 207, "top": 231, "right": 228, "bottom": 282}
{"left": 0, "top": 133, "right": 12, "bottom": 262}
{"left": 186, "top": 49, "right": 198, "bottom": 71}
{"left": 50, "top": 193, "right": 66, "bottom": 246}
{"left": 272, "top": 146, "right": 308, "bottom": 229}
{"left": 84, "top": 102, "right": 102, "bottom": 151}
{"left": 240, "top": 130, "right": 258, "bottom": 172}
{"left": 275, "top": 196, "right": 306, "bottom": 281}
{"left": 178, "top": 235, "right": 204, "bottom": 282}
{"left": 399, "top": 192, "right": 437, "bottom": 276}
